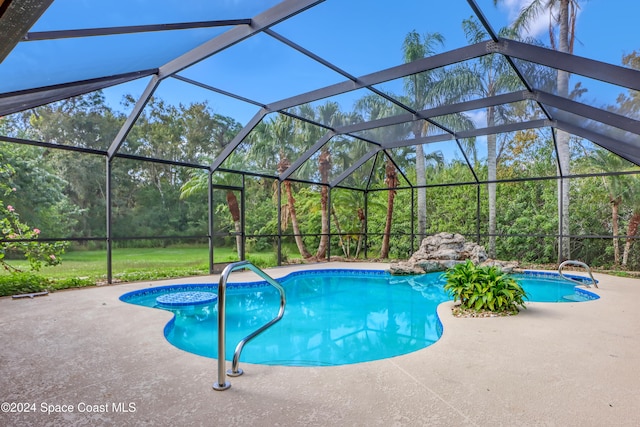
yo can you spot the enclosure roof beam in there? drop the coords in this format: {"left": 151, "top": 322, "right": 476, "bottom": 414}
{"left": 495, "top": 38, "right": 640, "bottom": 92}
{"left": 138, "top": 0, "right": 325, "bottom": 157}
{"left": 171, "top": 74, "right": 266, "bottom": 108}
{"left": 455, "top": 139, "right": 480, "bottom": 183}
{"left": 334, "top": 91, "right": 528, "bottom": 137}
{"left": 279, "top": 131, "right": 335, "bottom": 181}
{"left": 107, "top": 75, "right": 160, "bottom": 159}
{"left": 532, "top": 90, "right": 640, "bottom": 135}
{"left": 554, "top": 120, "right": 640, "bottom": 167}
{"left": 22, "top": 19, "right": 252, "bottom": 41}
{"left": 456, "top": 118, "right": 550, "bottom": 139}
{"left": 466, "top": 0, "right": 499, "bottom": 42}
{"left": 0, "top": 0, "right": 53, "bottom": 63}
{"left": 466, "top": 0, "right": 555, "bottom": 121}
{"left": 0, "top": 134, "right": 106, "bottom": 156}
{"left": 0, "top": 69, "right": 157, "bottom": 116}
{"left": 264, "top": 28, "right": 359, "bottom": 82}
{"left": 264, "top": 27, "right": 425, "bottom": 121}
{"left": 209, "top": 109, "right": 268, "bottom": 172}
{"left": 380, "top": 119, "right": 550, "bottom": 150}
{"left": 266, "top": 41, "right": 490, "bottom": 113}
{"left": 389, "top": 149, "right": 415, "bottom": 188}
{"left": 382, "top": 133, "right": 456, "bottom": 150}
{"left": 158, "top": 0, "right": 324, "bottom": 79}
{"left": 330, "top": 146, "right": 383, "bottom": 188}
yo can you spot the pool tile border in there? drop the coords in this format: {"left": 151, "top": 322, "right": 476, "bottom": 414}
{"left": 119, "top": 268, "right": 391, "bottom": 302}
{"left": 120, "top": 268, "right": 600, "bottom": 303}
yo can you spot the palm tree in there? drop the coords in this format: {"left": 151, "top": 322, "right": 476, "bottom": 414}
{"left": 249, "top": 115, "right": 313, "bottom": 259}
{"left": 294, "top": 102, "right": 351, "bottom": 260}
{"left": 583, "top": 149, "right": 630, "bottom": 265}
{"left": 586, "top": 150, "right": 628, "bottom": 265}
{"left": 380, "top": 155, "right": 399, "bottom": 259}
{"left": 402, "top": 31, "right": 475, "bottom": 242}
{"left": 494, "top": 0, "right": 582, "bottom": 260}
{"left": 317, "top": 103, "right": 353, "bottom": 259}
{"left": 402, "top": 31, "right": 446, "bottom": 242}
{"left": 276, "top": 152, "right": 312, "bottom": 260}
{"left": 622, "top": 176, "right": 640, "bottom": 267}
{"left": 180, "top": 168, "right": 243, "bottom": 259}
{"left": 354, "top": 93, "right": 410, "bottom": 258}
{"left": 453, "top": 17, "right": 527, "bottom": 258}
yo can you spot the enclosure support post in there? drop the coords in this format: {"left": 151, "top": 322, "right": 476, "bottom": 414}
{"left": 476, "top": 184, "right": 481, "bottom": 245}
{"left": 411, "top": 187, "right": 415, "bottom": 253}
{"left": 106, "top": 157, "right": 113, "bottom": 284}
{"left": 277, "top": 180, "right": 282, "bottom": 266}
{"left": 327, "top": 187, "right": 331, "bottom": 261}
{"left": 558, "top": 176, "right": 564, "bottom": 265}
{"left": 364, "top": 190, "right": 369, "bottom": 259}
{"left": 240, "top": 174, "right": 246, "bottom": 261}
{"left": 208, "top": 170, "right": 214, "bottom": 274}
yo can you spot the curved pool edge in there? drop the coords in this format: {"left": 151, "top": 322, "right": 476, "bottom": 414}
{"left": 117, "top": 267, "right": 600, "bottom": 367}
{"left": 118, "top": 268, "right": 394, "bottom": 303}
{"left": 521, "top": 269, "right": 599, "bottom": 285}
{"left": 118, "top": 268, "right": 447, "bottom": 367}
{"left": 519, "top": 269, "right": 601, "bottom": 301}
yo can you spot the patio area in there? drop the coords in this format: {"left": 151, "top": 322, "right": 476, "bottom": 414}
{"left": 1, "top": 262, "right": 639, "bottom": 426}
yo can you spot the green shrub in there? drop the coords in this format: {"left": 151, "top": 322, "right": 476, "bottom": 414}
{"left": 113, "top": 267, "right": 208, "bottom": 283}
{"left": 246, "top": 253, "right": 277, "bottom": 269}
{"left": 443, "top": 260, "right": 528, "bottom": 314}
{"left": 50, "top": 277, "right": 96, "bottom": 290}
{"left": 0, "top": 272, "right": 51, "bottom": 296}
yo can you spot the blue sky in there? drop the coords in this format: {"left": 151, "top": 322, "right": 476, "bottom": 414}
{"left": 493, "top": 0, "right": 639, "bottom": 64}
{"left": 156, "top": 0, "right": 638, "bottom": 125}
{"left": 5, "top": 0, "right": 639, "bottom": 127}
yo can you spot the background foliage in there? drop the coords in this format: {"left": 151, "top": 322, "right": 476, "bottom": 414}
{"left": 1, "top": 47, "right": 639, "bottom": 288}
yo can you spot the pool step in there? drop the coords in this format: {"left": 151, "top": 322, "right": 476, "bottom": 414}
{"left": 561, "top": 294, "right": 586, "bottom": 302}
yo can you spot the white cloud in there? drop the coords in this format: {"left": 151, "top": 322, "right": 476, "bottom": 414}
{"left": 499, "top": 0, "right": 551, "bottom": 39}
{"left": 467, "top": 109, "right": 487, "bottom": 128}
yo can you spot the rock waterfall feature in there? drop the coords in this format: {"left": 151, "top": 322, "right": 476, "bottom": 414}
{"left": 389, "top": 232, "right": 518, "bottom": 275}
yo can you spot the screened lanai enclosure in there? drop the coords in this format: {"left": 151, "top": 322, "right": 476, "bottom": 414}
{"left": 1, "top": 0, "right": 640, "bottom": 282}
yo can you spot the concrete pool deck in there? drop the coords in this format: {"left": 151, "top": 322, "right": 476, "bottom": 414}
{"left": 1, "top": 262, "right": 639, "bottom": 426}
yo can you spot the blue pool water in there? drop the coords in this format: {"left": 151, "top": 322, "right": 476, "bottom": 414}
{"left": 120, "top": 269, "right": 599, "bottom": 366}
{"left": 513, "top": 271, "right": 599, "bottom": 302}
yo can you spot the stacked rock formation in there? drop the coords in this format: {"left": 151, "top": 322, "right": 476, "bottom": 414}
{"left": 389, "top": 232, "right": 518, "bottom": 275}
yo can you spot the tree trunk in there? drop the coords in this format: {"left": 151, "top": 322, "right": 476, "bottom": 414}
{"left": 355, "top": 207, "right": 365, "bottom": 259}
{"left": 331, "top": 207, "right": 347, "bottom": 257}
{"left": 556, "top": 0, "right": 571, "bottom": 262}
{"left": 487, "top": 106, "right": 497, "bottom": 259}
{"left": 557, "top": 135, "right": 571, "bottom": 262}
{"left": 416, "top": 144, "right": 427, "bottom": 241}
{"left": 315, "top": 149, "right": 331, "bottom": 260}
{"left": 226, "top": 190, "right": 242, "bottom": 259}
{"left": 284, "top": 180, "right": 312, "bottom": 259}
{"left": 277, "top": 155, "right": 312, "bottom": 260}
{"left": 622, "top": 210, "right": 640, "bottom": 267}
{"left": 611, "top": 195, "right": 621, "bottom": 265}
{"left": 380, "top": 159, "right": 398, "bottom": 259}
{"left": 414, "top": 122, "right": 427, "bottom": 241}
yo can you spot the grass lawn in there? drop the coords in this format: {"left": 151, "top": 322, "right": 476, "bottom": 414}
{"left": 1, "top": 243, "right": 310, "bottom": 296}
{"left": 1, "top": 245, "right": 286, "bottom": 283}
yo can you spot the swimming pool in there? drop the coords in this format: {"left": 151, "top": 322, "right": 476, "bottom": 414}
{"left": 120, "top": 269, "right": 599, "bottom": 366}
{"left": 513, "top": 271, "right": 599, "bottom": 302}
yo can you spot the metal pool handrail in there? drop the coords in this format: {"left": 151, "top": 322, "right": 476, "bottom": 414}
{"left": 558, "top": 260, "right": 598, "bottom": 289}
{"left": 212, "top": 260, "right": 286, "bottom": 391}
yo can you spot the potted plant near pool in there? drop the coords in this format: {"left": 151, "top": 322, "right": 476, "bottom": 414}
{"left": 443, "top": 260, "right": 528, "bottom": 317}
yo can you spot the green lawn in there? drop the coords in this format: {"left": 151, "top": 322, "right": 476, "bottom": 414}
{"left": 1, "top": 246, "right": 283, "bottom": 281}
{"left": 0, "top": 244, "right": 305, "bottom": 296}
